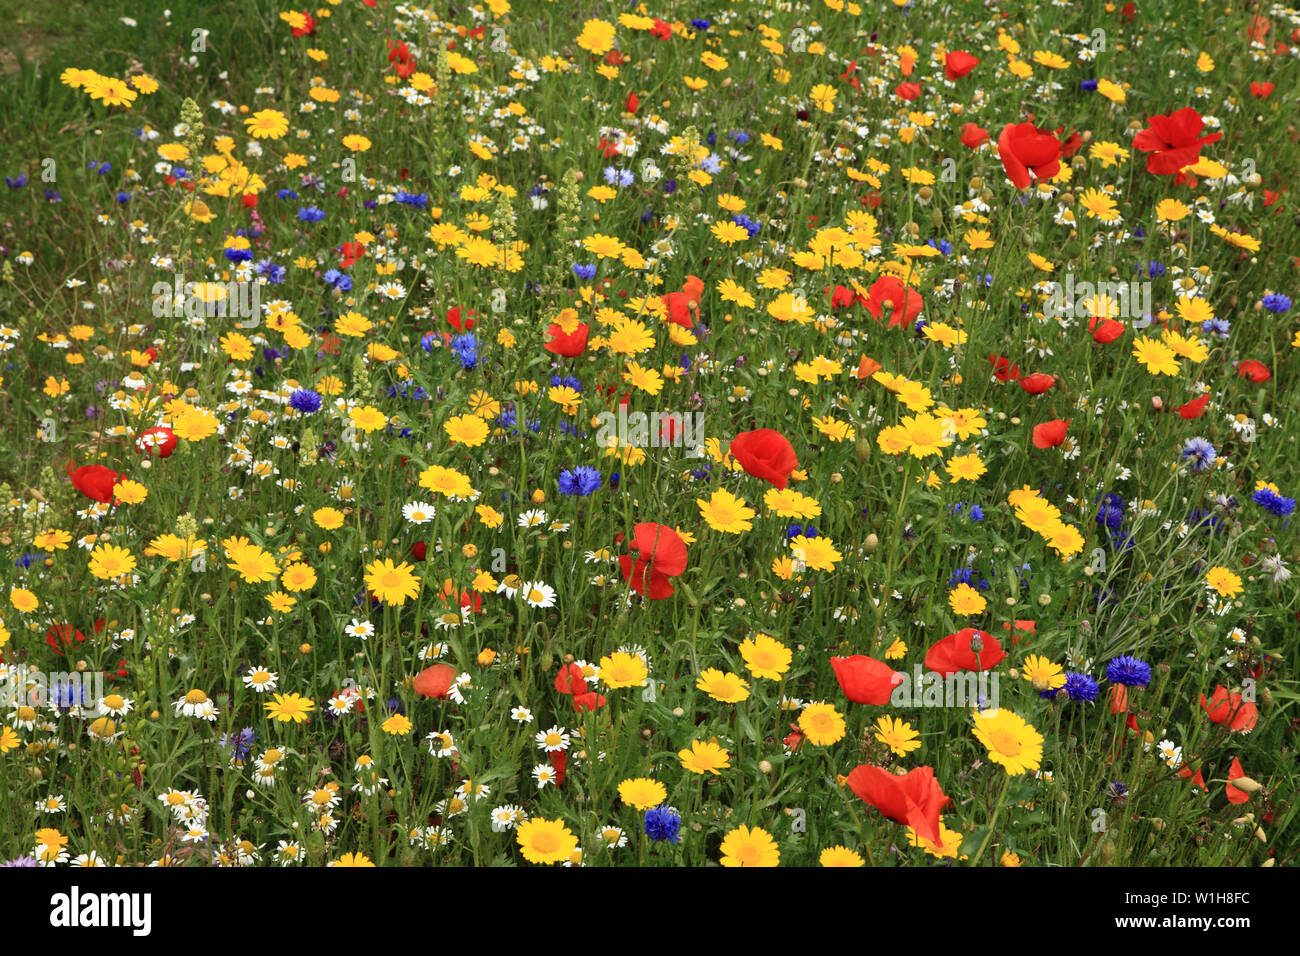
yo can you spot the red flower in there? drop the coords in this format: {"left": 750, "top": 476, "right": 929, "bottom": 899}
{"left": 572, "top": 691, "right": 607, "bottom": 713}
{"left": 960, "top": 122, "right": 990, "bottom": 149}
{"left": 863, "top": 274, "right": 924, "bottom": 329}
{"left": 290, "top": 11, "right": 317, "bottom": 38}
{"left": 446, "top": 306, "right": 475, "bottom": 333}
{"left": 894, "top": 82, "right": 922, "bottom": 100}
{"left": 1109, "top": 684, "right": 1129, "bottom": 715}
{"left": 410, "top": 541, "right": 427, "bottom": 561}
{"left": 625, "top": 91, "right": 640, "bottom": 114}
{"left": 549, "top": 748, "right": 568, "bottom": 786}
{"left": 69, "top": 464, "right": 120, "bottom": 503}
{"left": 544, "top": 322, "right": 590, "bottom": 357}
{"left": 1225, "top": 757, "right": 1251, "bottom": 804}
{"left": 1201, "top": 685, "right": 1258, "bottom": 733}
{"left": 997, "top": 122, "right": 1063, "bottom": 190}
{"left": 1250, "top": 81, "right": 1275, "bottom": 98}
{"left": 618, "top": 523, "right": 688, "bottom": 599}
{"left": 830, "top": 655, "right": 904, "bottom": 705}
{"left": 1179, "top": 765, "right": 1206, "bottom": 789}
{"left": 944, "top": 50, "right": 980, "bottom": 79}
{"left": 988, "top": 354, "right": 1022, "bottom": 382}
{"left": 412, "top": 664, "right": 457, "bottom": 699}
{"left": 339, "top": 241, "right": 366, "bottom": 268}
{"left": 1032, "top": 418, "right": 1071, "bottom": 449}
{"left": 662, "top": 291, "right": 695, "bottom": 328}
{"left": 135, "top": 426, "right": 178, "bottom": 458}
{"left": 1089, "top": 316, "right": 1126, "bottom": 343}
{"left": 828, "top": 284, "right": 857, "bottom": 309}
{"left": 729, "top": 428, "right": 799, "bottom": 490}
{"left": 1002, "top": 619, "right": 1036, "bottom": 645}
{"left": 924, "top": 628, "right": 1006, "bottom": 676}
{"left": 845, "top": 764, "right": 951, "bottom": 845}
{"left": 46, "top": 623, "right": 87, "bottom": 657}
{"left": 650, "top": 18, "right": 672, "bottom": 40}
{"left": 1176, "top": 393, "right": 1210, "bottom": 419}
{"left": 554, "top": 663, "right": 588, "bottom": 695}
{"left": 1132, "top": 107, "right": 1223, "bottom": 175}
{"left": 1019, "top": 372, "right": 1056, "bottom": 395}
{"left": 1237, "top": 359, "right": 1271, "bottom": 383}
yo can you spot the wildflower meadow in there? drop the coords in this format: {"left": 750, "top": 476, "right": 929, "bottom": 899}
{"left": 0, "top": 0, "right": 1296, "bottom": 887}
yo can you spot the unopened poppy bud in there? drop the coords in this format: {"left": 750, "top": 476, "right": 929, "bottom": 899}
{"left": 864, "top": 533, "right": 879, "bottom": 554}
{"left": 855, "top": 437, "right": 872, "bottom": 462}
{"left": 1151, "top": 395, "right": 1163, "bottom": 411}
{"left": 1231, "top": 775, "right": 1262, "bottom": 793}
{"left": 758, "top": 760, "right": 773, "bottom": 774}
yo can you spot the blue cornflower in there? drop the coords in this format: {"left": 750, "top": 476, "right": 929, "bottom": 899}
{"left": 395, "top": 190, "right": 429, "bottom": 208}
{"left": 1201, "top": 317, "right": 1231, "bottom": 338}
{"left": 1181, "top": 437, "right": 1217, "bottom": 473}
{"left": 644, "top": 805, "right": 682, "bottom": 843}
{"left": 699, "top": 153, "right": 723, "bottom": 174}
{"left": 572, "top": 263, "right": 597, "bottom": 280}
{"left": 1079, "top": 79, "right": 1099, "bottom": 92}
{"left": 0, "top": 856, "right": 38, "bottom": 867}
{"left": 1251, "top": 487, "right": 1296, "bottom": 517}
{"left": 558, "top": 465, "right": 603, "bottom": 497}
{"left": 1261, "top": 293, "right": 1291, "bottom": 314}
{"left": 5, "top": 174, "right": 27, "bottom": 189}
{"left": 219, "top": 727, "right": 256, "bottom": 762}
{"left": 1062, "top": 672, "right": 1100, "bottom": 702}
{"left": 728, "top": 130, "right": 750, "bottom": 145}
{"left": 1107, "top": 780, "right": 1129, "bottom": 801}
{"left": 968, "top": 505, "right": 985, "bottom": 521}
{"left": 1105, "top": 655, "right": 1151, "bottom": 688}
{"left": 277, "top": 188, "right": 299, "bottom": 201}
{"left": 691, "top": 18, "right": 710, "bottom": 29}
{"left": 732, "top": 213, "right": 760, "bottom": 238}
{"left": 45, "top": 189, "right": 62, "bottom": 202}
{"left": 603, "top": 167, "right": 634, "bottom": 187}
{"left": 298, "top": 206, "right": 325, "bottom": 222}
{"left": 450, "top": 333, "right": 479, "bottom": 370}
{"left": 664, "top": 179, "right": 677, "bottom": 194}
{"left": 550, "top": 374, "right": 582, "bottom": 392}
{"left": 289, "top": 388, "right": 323, "bottom": 414}
{"left": 224, "top": 246, "right": 253, "bottom": 263}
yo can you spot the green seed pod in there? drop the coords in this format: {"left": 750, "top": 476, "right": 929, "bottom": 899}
{"left": 854, "top": 437, "right": 872, "bottom": 463}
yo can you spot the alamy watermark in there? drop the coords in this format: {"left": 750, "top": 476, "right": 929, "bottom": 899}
{"left": 1043, "top": 273, "right": 1153, "bottom": 324}
{"left": 1, "top": 668, "right": 104, "bottom": 709}
{"left": 890, "top": 665, "right": 1000, "bottom": 710}
{"left": 151, "top": 275, "right": 261, "bottom": 324}
{"left": 593, "top": 408, "right": 706, "bottom": 457}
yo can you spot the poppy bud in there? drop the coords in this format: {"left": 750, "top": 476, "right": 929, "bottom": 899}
{"left": 854, "top": 437, "right": 872, "bottom": 462}
{"left": 865, "top": 533, "right": 879, "bottom": 554}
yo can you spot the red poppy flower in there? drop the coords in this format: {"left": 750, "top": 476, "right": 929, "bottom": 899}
{"left": 988, "top": 353, "right": 1022, "bottom": 382}
{"left": 291, "top": 11, "right": 317, "bottom": 37}
{"left": 895, "top": 82, "right": 922, "bottom": 100}
{"left": 549, "top": 748, "right": 568, "bottom": 786}
{"left": 446, "top": 306, "right": 475, "bottom": 333}
{"left": 1002, "top": 619, "right": 1036, "bottom": 645}
{"left": 924, "top": 628, "right": 1006, "bottom": 676}
{"left": 46, "top": 623, "right": 87, "bottom": 657}
{"left": 619, "top": 522, "right": 688, "bottom": 599}
{"left": 1201, "top": 685, "right": 1258, "bottom": 733}
{"left": 1109, "top": 684, "right": 1129, "bottom": 715}
{"left": 1250, "top": 81, "right": 1275, "bottom": 98}
{"left": 69, "top": 464, "right": 120, "bottom": 503}
{"left": 572, "top": 691, "right": 607, "bottom": 714}
{"left": 783, "top": 723, "right": 804, "bottom": 752}
{"left": 135, "top": 426, "right": 178, "bottom": 458}
{"left": 1132, "top": 107, "right": 1223, "bottom": 175}
{"left": 339, "top": 241, "right": 366, "bottom": 268}
{"left": 554, "top": 663, "right": 588, "bottom": 695}
{"left": 997, "top": 122, "right": 1063, "bottom": 190}
{"left": 440, "top": 579, "right": 482, "bottom": 614}
{"left": 828, "top": 284, "right": 857, "bottom": 309}
{"left": 544, "top": 322, "right": 590, "bottom": 357}
{"left": 662, "top": 291, "right": 695, "bottom": 328}
{"left": 1019, "top": 372, "right": 1056, "bottom": 395}
{"left": 846, "top": 764, "right": 952, "bottom": 846}
{"left": 1089, "top": 316, "right": 1126, "bottom": 343}
{"left": 410, "top": 541, "right": 427, "bottom": 561}
{"left": 944, "top": 50, "right": 980, "bottom": 79}
{"left": 650, "top": 18, "right": 672, "bottom": 40}
{"left": 729, "top": 428, "right": 799, "bottom": 490}
{"left": 625, "top": 91, "right": 640, "bottom": 114}
{"left": 1237, "top": 359, "right": 1271, "bottom": 383}
{"left": 1176, "top": 393, "right": 1210, "bottom": 419}
{"left": 413, "top": 663, "right": 457, "bottom": 699}
{"left": 863, "top": 274, "right": 924, "bottom": 329}
{"left": 1179, "top": 765, "right": 1206, "bottom": 789}
{"left": 830, "top": 655, "right": 904, "bottom": 705}
{"left": 1032, "top": 418, "right": 1071, "bottom": 449}
{"left": 960, "top": 122, "right": 990, "bottom": 149}
{"left": 1225, "top": 757, "right": 1251, "bottom": 804}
